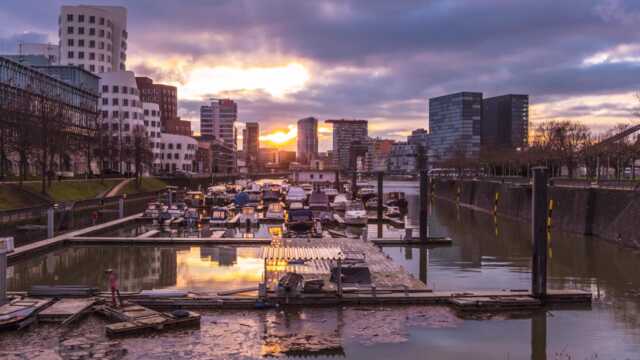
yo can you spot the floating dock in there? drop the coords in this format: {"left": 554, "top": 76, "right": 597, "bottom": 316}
{"left": 38, "top": 298, "right": 98, "bottom": 324}
{"left": 96, "top": 303, "right": 200, "bottom": 337}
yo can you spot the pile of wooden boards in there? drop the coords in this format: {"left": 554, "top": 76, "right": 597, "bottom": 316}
{"left": 97, "top": 303, "right": 200, "bottom": 336}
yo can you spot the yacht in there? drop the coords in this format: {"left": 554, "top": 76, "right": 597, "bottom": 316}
{"left": 262, "top": 190, "right": 281, "bottom": 205}
{"left": 286, "top": 186, "right": 307, "bottom": 206}
{"left": 358, "top": 184, "right": 377, "bottom": 200}
{"left": 264, "top": 203, "right": 285, "bottom": 222}
{"left": 385, "top": 206, "right": 402, "bottom": 218}
{"left": 143, "top": 202, "right": 162, "bottom": 219}
{"left": 323, "top": 188, "right": 339, "bottom": 201}
{"left": 184, "top": 191, "right": 205, "bottom": 208}
{"left": 300, "top": 183, "right": 314, "bottom": 196}
{"left": 331, "top": 194, "right": 349, "bottom": 211}
{"left": 345, "top": 200, "right": 368, "bottom": 225}
{"left": 184, "top": 208, "right": 200, "bottom": 226}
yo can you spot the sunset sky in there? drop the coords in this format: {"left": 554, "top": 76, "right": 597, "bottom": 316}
{"left": 1, "top": 0, "right": 640, "bottom": 150}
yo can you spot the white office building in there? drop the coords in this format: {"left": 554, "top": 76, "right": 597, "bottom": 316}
{"left": 160, "top": 133, "right": 197, "bottom": 173}
{"left": 17, "top": 43, "right": 60, "bottom": 64}
{"left": 59, "top": 5, "right": 128, "bottom": 74}
{"left": 142, "top": 102, "right": 163, "bottom": 172}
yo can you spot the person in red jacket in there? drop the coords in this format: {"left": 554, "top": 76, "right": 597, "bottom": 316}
{"left": 105, "top": 269, "right": 123, "bottom": 307}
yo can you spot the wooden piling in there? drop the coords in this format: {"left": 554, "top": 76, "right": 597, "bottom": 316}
{"left": 377, "top": 172, "right": 384, "bottom": 223}
{"left": 532, "top": 167, "right": 548, "bottom": 298}
{"left": 351, "top": 171, "right": 358, "bottom": 198}
{"left": 419, "top": 170, "right": 429, "bottom": 242}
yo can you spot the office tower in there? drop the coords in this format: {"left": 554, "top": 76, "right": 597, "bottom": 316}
{"left": 59, "top": 5, "right": 128, "bottom": 74}
{"left": 482, "top": 94, "right": 529, "bottom": 150}
{"left": 297, "top": 117, "right": 318, "bottom": 164}
{"left": 200, "top": 99, "right": 237, "bottom": 146}
{"left": 428, "top": 92, "right": 482, "bottom": 163}
{"left": 244, "top": 122, "right": 259, "bottom": 172}
{"left": 325, "top": 119, "right": 368, "bottom": 170}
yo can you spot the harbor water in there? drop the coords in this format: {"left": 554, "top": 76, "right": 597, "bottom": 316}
{"left": 2, "top": 181, "right": 640, "bottom": 359}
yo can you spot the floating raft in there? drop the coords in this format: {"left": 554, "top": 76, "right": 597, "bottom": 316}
{"left": 38, "top": 298, "right": 98, "bottom": 324}
{"left": 0, "top": 297, "right": 54, "bottom": 330}
{"left": 98, "top": 303, "right": 200, "bottom": 336}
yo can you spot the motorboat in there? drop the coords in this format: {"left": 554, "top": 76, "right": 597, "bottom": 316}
{"left": 385, "top": 206, "right": 402, "bottom": 218}
{"left": 264, "top": 203, "right": 285, "bottom": 222}
{"left": 331, "top": 194, "right": 349, "bottom": 211}
{"left": 143, "top": 202, "right": 162, "bottom": 219}
{"left": 184, "top": 208, "right": 200, "bottom": 226}
{"left": 184, "top": 191, "right": 205, "bottom": 208}
{"left": 344, "top": 200, "right": 368, "bottom": 225}
{"left": 322, "top": 188, "right": 339, "bottom": 201}
{"left": 358, "top": 184, "right": 377, "bottom": 200}
{"left": 238, "top": 206, "right": 258, "bottom": 226}
{"left": 365, "top": 197, "right": 381, "bottom": 210}
{"left": 287, "top": 208, "right": 314, "bottom": 233}
{"left": 300, "top": 183, "right": 314, "bottom": 196}
{"left": 308, "top": 191, "right": 330, "bottom": 210}
{"left": 209, "top": 207, "right": 229, "bottom": 227}
{"left": 286, "top": 186, "right": 307, "bottom": 206}
{"left": 289, "top": 201, "right": 305, "bottom": 210}
{"left": 167, "top": 202, "right": 187, "bottom": 218}
{"left": 262, "top": 190, "right": 281, "bottom": 205}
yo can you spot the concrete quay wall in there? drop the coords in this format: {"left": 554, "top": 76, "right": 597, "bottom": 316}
{"left": 432, "top": 179, "right": 640, "bottom": 249}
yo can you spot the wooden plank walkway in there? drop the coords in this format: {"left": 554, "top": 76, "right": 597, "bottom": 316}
{"left": 7, "top": 213, "right": 143, "bottom": 262}
{"left": 67, "top": 236, "right": 272, "bottom": 245}
{"left": 97, "top": 303, "right": 200, "bottom": 336}
{"left": 38, "top": 298, "right": 97, "bottom": 323}
{"left": 371, "top": 237, "right": 453, "bottom": 246}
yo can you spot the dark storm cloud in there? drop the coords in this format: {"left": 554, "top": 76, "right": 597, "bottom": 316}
{"left": 2, "top": 0, "right": 640, "bottom": 138}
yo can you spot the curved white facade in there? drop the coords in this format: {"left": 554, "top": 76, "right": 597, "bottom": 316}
{"left": 160, "top": 133, "right": 197, "bottom": 173}
{"left": 99, "top": 71, "right": 144, "bottom": 172}
{"left": 143, "top": 102, "right": 163, "bottom": 172}
{"left": 59, "top": 5, "right": 127, "bottom": 73}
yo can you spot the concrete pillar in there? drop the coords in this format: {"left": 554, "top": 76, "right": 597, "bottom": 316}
{"left": 419, "top": 170, "right": 429, "bottom": 242}
{"left": 47, "top": 207, "right": 54, "bottom": 239}
{"left": 351, "top": 171, "right": 358, "bottom": 198}
{"left": 0, "top": 252, "right": 5, "bottom": 306}
{"left": 118, "top": 198, "right": 124, "bottom": 219}
{"left": 531, "top": 167, "right": 548, "bottom": 298}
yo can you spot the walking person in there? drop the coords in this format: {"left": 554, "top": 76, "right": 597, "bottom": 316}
{"left": 91, "top": 210, "right": 99, "bottom": 225}
{"left": 105, "top": 269, "right": 123, "bottom": 307}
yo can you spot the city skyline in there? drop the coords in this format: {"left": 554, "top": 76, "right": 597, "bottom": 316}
{"left": 2, "top": 0, "right": 639, "bottom": 151}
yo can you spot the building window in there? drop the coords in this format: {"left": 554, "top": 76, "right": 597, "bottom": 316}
{"left": 112, "top": 98, "right": 118, "bottom": 105}
{"left": 112, "top": 86, "right": 119, "bottom": 93}
{"left": 99, "top": 41, "right": 104, "bottom": 49}
{"left": 67, "top": 39, "right": 74, "bottom": 46}
{"left": 101, "top": 110, "right": 108, "bottom": 118}
{"left": 112, "top": 111, "right": 118, "bottom": 118}
{"left": 123, "top": 99, "right": 128, "bottom": 106}
{"left": 102, "top": 85, "right": 108, "bottom": 93}
{"left": 100, "top": 66, "right": 104, "bottom": 72}
{"left": 67, "top": 51, "right": 74, "bottom": 58}
{"left": 89, "top": 52, "right": 95, "bottom": 60}
{"left": 78, "top": 52, "right": 85, "bottom": 59}
{"left": 112, "top": 123, "right": 118, "bottom": 130}
{"left": 89, "top": 28, "right": 95, "bottom": 36}
{"left": 67, "top": 26, "right": 74, "bottom": 34}
{"left": 144, "top": 109, "right": 149, "bottom": 116}
{"left": 78, "top": 14, "right": 84, "bottom": 22}
{"left": 89, "top": 40, "right": 95, "bottom": 48}
{"left": 99, "top": 17, "right": 104, "bottom": 25}
{"left": 78, "top": 39, "right": 84, "bottom": 47}
{"left": 78, "top": 27, "right": 85, "bottom": 35}
{"left": 124, "top": 124, "right": 130, "bottom": 131}
{"left": 102, "top": 98, "right": 108, "bottom": 105}
{"left": 67, "top": 14, "right": 73, "bottom": 22}
{"left": 89, "top": 16, "right": 95, "bottom": 23}
{"left": 99, "top": 29, "right": 105, "bottom": 38}
{"left": 123, "top": 112, "right": 129, "bottom": 119}
{"left": 99, "top": 54, "right": 105, "bottom": 61}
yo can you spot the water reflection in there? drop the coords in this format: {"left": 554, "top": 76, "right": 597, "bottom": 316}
{"left": 7, "top": 245, "right": 263, "bottom": 293}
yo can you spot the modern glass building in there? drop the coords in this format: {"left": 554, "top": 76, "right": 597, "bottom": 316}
{"left": 428, "top": 92, "right": 482, "bottom": 163}
{"left": 482, "top": 94, "right": 529, "bottom": 150}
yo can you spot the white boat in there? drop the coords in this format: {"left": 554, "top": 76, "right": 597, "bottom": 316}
{"left": 143, "top": 202, "right": 162, "bottom": 219}
{"left": 184, "top": 191, "right": 205, "bottom": 208}
{"left": 286, "top": 186, "right": 307, "bottom": 205}
{"left": 358, "top": 184, "right": 376, "bottom": 199}
{"left": 209, "top": 207, "right": 229, "bottom": 227}
{"left": 323, "top": 188, "right": 339, "bottom": 200}
{"left": 238, "top": 206, "right": 258, "bottom": 225}
{"left": 184, "top": 208, "right": 200, "bottom": 226}
{"left": 167, "top": 203, "right": 187, "bottom": 218}
{"left": 265, "top": 203, "right": 285, "bottom": 221}
{"left": 300, "top": 183, "right": 314, "bottom": 196}
{"left": 385, "top": 206, "right": 402, "bottom": 218}
{"left": 331, "top": 194, "right": 349, "bottom": 211}
{"left": 345, "top": 201, "right": 368, "bottom": 225}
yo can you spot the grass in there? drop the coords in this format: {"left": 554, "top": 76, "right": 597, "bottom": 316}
{"left": 117, "top": 177, "right": 168, "bottom": 196}
{"left": 0, "top": 185, "right": 45, "bottom": 210}
{"left": 22, "top": 179, "right": 121, "bottom": 202}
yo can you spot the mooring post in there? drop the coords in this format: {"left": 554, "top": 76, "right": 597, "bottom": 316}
{"left": 351, "top": 171, "right": 358, "bottom": 198}
{"left": 532, "top": 167, "right": 548, "bottom": 299}
{"left": 377, "top": 172, "right": 384, "bottom": 220}
{"left": 0, "top": 239, "right": 7, "bottom": 306}
{"left": 419, "top": 170, "right": 429, "bottom": 242}
{"left": 47, "top": 207, "right": 54, "bottom": 239}
{"left": 118, "top": 198, "right": 124, "bottom": 219}
{"left": 335, "top": 170, "right": 341, "bottom": 192}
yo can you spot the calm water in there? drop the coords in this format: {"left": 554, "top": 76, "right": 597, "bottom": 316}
{"left": 4, "top": 181, "right": 640, "bottom": 359}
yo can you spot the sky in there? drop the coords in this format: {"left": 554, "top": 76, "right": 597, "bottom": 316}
{"left": 1, "top": 0, "right": 640, "bottom": 151}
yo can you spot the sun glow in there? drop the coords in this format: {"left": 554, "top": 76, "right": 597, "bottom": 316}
{"left": 259, "top": 125, "right": 297, "bottom": 146}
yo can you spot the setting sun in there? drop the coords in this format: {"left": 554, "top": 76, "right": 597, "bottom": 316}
{"left": 259, "top": 125, "right": 297, "bottom": 146}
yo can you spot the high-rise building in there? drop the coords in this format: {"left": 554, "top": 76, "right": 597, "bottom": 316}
{"left": 482, "top": 94, "right": 529, "bottom": 151}
{"left": 366, "top": 138, "right": 395, "bottom": 172}
{"left": 200, "top": 99, "right": 237, "bottom": 146}
{"left": 297, "top": 117, "right": 318, "bottom": 164}
{"left": 428, "top": 92, "right": 482, "bottom": 163}
{"left": 59, "top": 5, "right": 128, "bottom": 74}
{"left": 136, "top": 77, "right": 178, "bottom": 131}
{"left": 325, "top": 119, "right": 368, "bottom": 170}
{"left": 244, "top": 122, "right": 259, "bottom": 172}
{"left": 407, "top": 128, "right": 429, "bottom": 171}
